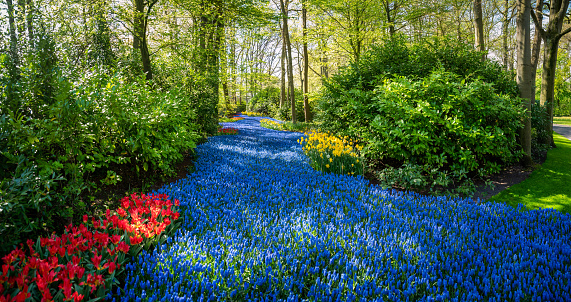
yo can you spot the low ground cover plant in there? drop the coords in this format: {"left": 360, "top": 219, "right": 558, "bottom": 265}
{"left": 0, "top": 193, "right": 181, "bottom": 301}
{"left": 241, "top": 111, "right": 267, "bottom": 117}
{"left": 219, "top": 116, "right": 244, "bottom": 123}
{"left": 260, "top": 119, "right": 316, "bottom": 133}
{"left": 118, "top": 117, "right": 571, "bottom": 301}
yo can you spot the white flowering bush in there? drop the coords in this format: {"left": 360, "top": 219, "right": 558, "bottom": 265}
{"left": 116, "top": 116, "right": 571, "bottom": 301}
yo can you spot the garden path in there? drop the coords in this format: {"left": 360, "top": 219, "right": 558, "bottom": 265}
{"left": 117, "top": 116, "right": 571, "bottom": 301}
{"left": 553, "top": 124, "right": 571, "bottom": 141}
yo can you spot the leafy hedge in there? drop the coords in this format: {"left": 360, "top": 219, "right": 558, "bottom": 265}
{"left": 316, "top": 37, "right": 524, "bottom": 192}
{"left": 0, "top": 68, "right": 200, "bottom": 256}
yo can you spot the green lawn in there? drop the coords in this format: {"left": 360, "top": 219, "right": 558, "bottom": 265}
{"left": 490, "top": 133, "right": 571, "bottom": 213}
{"left": 554, "top": 116, "right": 571, "bottom": 126}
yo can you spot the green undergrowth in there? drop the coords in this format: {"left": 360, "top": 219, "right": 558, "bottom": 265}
{"left": 259, "top": 119, "right": 317, "bottom": 133}
{"left": 490, "top": 133, "right": 571, "bottom": 213}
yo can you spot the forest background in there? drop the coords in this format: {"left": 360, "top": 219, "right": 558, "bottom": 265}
{"left": 2, "top": 0, "right": 571, "bottom": 255}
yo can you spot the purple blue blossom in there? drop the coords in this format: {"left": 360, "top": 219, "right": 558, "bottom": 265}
{"left": 119, "top": 115, "right": 571, "bottom": 301}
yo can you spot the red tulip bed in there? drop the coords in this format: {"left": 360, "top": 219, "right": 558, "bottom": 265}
{"left": 0, "top": 193, "right": 181, "bottom": 302}
{"left": 217, "top": 127, "right": 239, "bottom": 135}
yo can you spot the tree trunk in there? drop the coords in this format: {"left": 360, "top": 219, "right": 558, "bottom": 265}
{"left": 280, "top": 38, "right": 286, "bottom": 108}
{"left": 541, "top": 36, "right": 559, "bottom": 146}
{"left": 530, "top": 0, "right": 543, "bottom": 103}
{"left": 26, "top": 0, "right": 34, "bottom": 45}
{"left": 7, "top": 0, "right": 19, "bottom": 69}
{"left": 384, "top": 1, "right": 395, "bottom": 37}
{"left": 230, "top": 35, "right": 237, "bottom": 104}
{"left": 280, "top": 0, "right": 296, "bottom": 123}
{"left": 502, "top": 0, "right": 510, "bottom": 70}
{"left": 17, "top": 0, "right": 25, "bottom": 39}
{"left": 302, "top": 0, "right": 311, "bottom": 122}
{"left": 473, "top": 0, "right": 486, "bottom": 59}
{"left": 321, "top": 56, "right": 329, "bottom": 78}
{"left": 133, "top": 0, "right": 143, "bottom": 52}
{"left": 516, "top": 0, "right": 533, "bottom": 166}
{"left": 533, "top": 0, "right": 570, "bottom": 147}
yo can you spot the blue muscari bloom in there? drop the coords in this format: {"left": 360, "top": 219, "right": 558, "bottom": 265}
{"left": 118, "top": 115, "right": 571, "bottom": 301}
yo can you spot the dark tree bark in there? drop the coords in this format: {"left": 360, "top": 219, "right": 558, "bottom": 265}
{"left": 133, "top": 0, "right": 143, "bottom": 52}
{"left": 195, "top": 0, "right": 224, "bottom": 133}
{"left": 473, "top": 0, "right": 486, "bottom": 59}
{"left": 17, "top": 0, "right": 25, "bottom": 39}
{"left": 516, "top": 0, "right": 533, "bottom": 166}
{"left": 302, "top": 0, "right": 311, "bottom": 122}
{"left": 7, "top": 0, "right": 20, "bottom": 69}
{"left": 26, "top": 0, "right": 34, "bottom": 44}
{"left": 280, "top": 32, "right": 286, "bottom": 108}
{"left": 133, "top": 0, "right": 156, "bottom": 80}
{"left": 530, "top": 0, "right": 543, "bottom": 104}
{"left": 502, "top": 0, "right": 510, "bottom": 69}
{"left": 280, "top": 0, "right": 296, "bottom": 123}
{"left": 383, "top": 1, "right": 395, "bottom": 37}
{"left": 531, "top": 0, "right": 571, "bottom": 147}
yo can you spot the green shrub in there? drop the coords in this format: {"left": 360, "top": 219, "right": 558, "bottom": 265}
{"left": 366, "top": 70, "right": 523, "bottom": 188}
{"left": 247, "top": 86, "right": 280, "bottom": 116}
{"left": 531, "top": 102, "right": 551, "bottom": 160}
{"left": 260, "top": 119, "right": 316, "bottom": 133}
{"left": 316, "top": 41, "right": 524, "bottom": 193}
{"left": 247, "top": 86, "right": 309, "bottom": 122}
{"left": 0, "top": 68, "right": 200, "bottom": 254}
{"left": 0, "top": 162, "right": 64, "bottom": 256}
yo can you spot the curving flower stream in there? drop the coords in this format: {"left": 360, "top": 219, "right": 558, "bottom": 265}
{"left": 120, "top": 115, "right": 571, "bottom": 302}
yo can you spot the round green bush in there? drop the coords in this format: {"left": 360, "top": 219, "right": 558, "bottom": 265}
{"left": 316, "top": 37, "right": 524, "bottom": 192}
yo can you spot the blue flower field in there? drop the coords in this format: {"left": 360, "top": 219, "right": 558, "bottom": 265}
{"left": 119, "top": 116, "right": 571, "bottom": 301}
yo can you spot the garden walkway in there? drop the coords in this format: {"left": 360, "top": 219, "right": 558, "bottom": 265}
{"left": 118, "top": 116, "right": 571, "bottom": 301}
{"left": 554, "top": 124, "right": 571, "bottom": 141}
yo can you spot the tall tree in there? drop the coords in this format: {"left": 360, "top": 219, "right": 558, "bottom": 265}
{"left": 531, "top": 0, "right": 571, "bottom": 146}
{"left": 280, "top": 0, "right": 296, "bottom": 122}
{"left": 530, "top": 0, "right": 543, "bottom": 103}
{"left": 380, "top": 0, "right": 405, "bottom": 37}
{"left": 133, "top": 0, "right": 158, "bottom": 80}
{"left": 516, "top": 0, "right": 533, "bottom": 166}
{"left": 7, "top": 0, "right": 20, "bottom": 69}
{"left": 26, "top": 0, "right": 34, "bottom": 45}
{"left": 473, "top": 0, "right": 485, "bottom": 57}
{"left": 280, "top": 31, "right": 287, "bottom": 108}
{"left": 500, "top": 0, "right": 513, "bottom": 69}
{"left": 314, "top": 0, "right": 382, "bottom": 63}
{"left": 92, "top": 0, "right": 115, "bottom": 66}
{"left": 302, "top": 0, "right": 311, "bottom": 121}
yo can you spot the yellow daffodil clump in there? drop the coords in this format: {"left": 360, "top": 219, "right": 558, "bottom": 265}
{"left": 298, "top": 131, "right": 364, "bottom": 176}
{"left": 242, "top": 111, "right": 267, "bottom": 117}
{"left": 260, "top": 119, "right": 282, "bottom": 130}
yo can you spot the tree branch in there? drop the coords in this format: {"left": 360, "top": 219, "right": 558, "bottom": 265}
{"left": 308, "top": 64, "right": 322, "bottom": 78}
{"left": 530, "top": 8, "right": 546, "bottom": 40}
{"left": 556, "top": 0, "right": 569, "bottom": 23}
{"left": 557, "top": 24, "right": 571, "bottom": 39}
